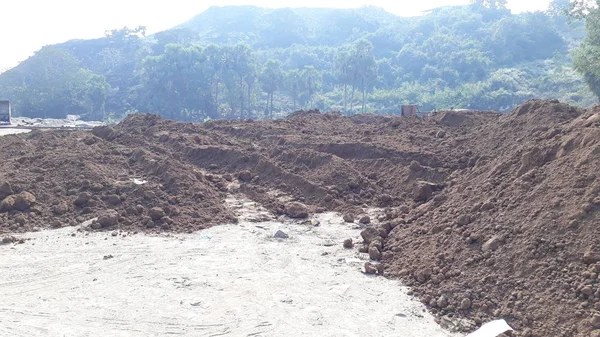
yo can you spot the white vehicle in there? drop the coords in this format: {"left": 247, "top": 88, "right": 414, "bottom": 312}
{"left": 0, "top": 100, "right": 11, "bottom": 125}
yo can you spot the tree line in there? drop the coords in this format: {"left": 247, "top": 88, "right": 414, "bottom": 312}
{"left": 0, "top": 0, "right": 598, "bottom": 122}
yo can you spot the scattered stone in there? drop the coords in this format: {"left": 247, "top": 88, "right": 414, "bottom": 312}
{"left": 361, "top": 227, "right": 379, "bottom": 244}
{"left": 2, "top": 236, "right": 13, "bottom": 244}
{"left": 456, "top": 214, "right": 471, "bottom": 226}
{"left": 413, "top": 181, "right": 434, "bottom": 202}
{"left": 90, "top": 222, "right": 102, "bottom": 230}
{"left": 379, "top": 194, "right": 392, "bottom": 203}
{"left": 482, "top": 235, "right": 504, "bottom": 252}
{"left": 460, "top": 298, "right": 472, "bottom": 310}
{"left": 0, "top": 196, "right": 15, "bottom": 212}
{"left": 14, "top": 192, "right": 36, "bottom": 211}
{"left": 146, "top": 220, "right": 156, "bottom": 228}
{"left": 15, "top": 215, "right": 26, "bottom": 225}
{"left": 364, "top": 262, "right": 378, "bottom": 274}
{"left": 437, "top": 295, "right": 449, "bottom": 309}
{"left": 238, "top": 171, "right": 253, "bottom": 182}
{"left": 584, "top": 251, "right": 600, "bottom": 265}
{"left": 106, "top": 194, "right": 122, "bottom": 206}
{"left": 592, "top": 315, "right": 600, "bottom": 328}
{"left": 74, "top": 192, "right": 91, "bottom": 207}
{"left": 103, "top": 254, "right": 114, "bottom": 260}
{"left": 358, "top": 246, "right": 369, "bottom": 253}
{"left": 436, "top": 130, "right": 446, "bottom": 138}
{"left": 111, "top": 231, "right": 118, "bottom": 237}
{"left": 274, "top": 230, "right": 289, "bottom": 239}
{"left": 51, "top": 220, "right": 62, "bottom": 228}
{"left": 369, "top": 246, "right": 381, "bottom": 260}
{"left": 359, "top": 215, "right": 371, "bottom": 224}
{"left": 53, "top": 201, "right": 69, "bottom": 215}
{"left": 284, "top": 202, "right": 309, "bottom": 219}
{"left": 97, "top": 210, "right": 119, "bottom": 228}
{"left": 149, "top": 207, "right": 166, "bottom": 221}
{"left": 343, "top": 214, "right": 355, "bottom": 223}
{"left": 0, "top": 182, "right": 13, "bottom": 199}
{"left": 343, "top": 238, "right": 354, "bottom": 249}
{"left": 369, "top": 240, "right": 383, "bottom": 252}
{"left": 377, "top": 226, "right": 389, "bottom": 238}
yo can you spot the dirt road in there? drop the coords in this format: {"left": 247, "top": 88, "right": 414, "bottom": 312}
{"left": 0, "top": 197, "right": 458, "bottom": 337}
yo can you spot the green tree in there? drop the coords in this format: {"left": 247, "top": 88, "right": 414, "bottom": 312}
{"left": 300, "top": 66, "right": 322, "bottom": 108}
{"left": 140, "top": 44, "right": 213, "bottom": 120}
{"left": 284, "top": 69, "right": 303, "bottom": 110}
{"left": 260, "top": 60, "right": 284, "bottom": 117}
{"left": 573, "top": 1, "right": 600, "bottom": 100}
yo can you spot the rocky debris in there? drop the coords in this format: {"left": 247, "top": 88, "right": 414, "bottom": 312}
{"left": 343, "top": 214, "right": 355, "bottom": 223}
{"left": 369, "top": 246, "right": 381, "bottom": 260}
{"left": 74, "top": 192, "right": 91, "bottom": 207}
{"left": 284, "top": 202, "right": 309, "bottom": 219}
{"left": 481, "top": 235, "right": 504, "bottom": 252}
{"left": 343, "top": 238, "right": 354, "bottom": 249}
{"left": 238, "top": 171, "right": 253, "bottom": 182}
{"left": 96, "top": 210, "right": 119, "bottom": 228}
{"left": 149, "top": 207, "right": 166, "bottom": 221}
{"left": 364, "top": 262, "right": 378, "bottom": 275}
{"left": 0, "top": 182, "right": 13, "bottom": 199}
{"left": 53, "top": 201, "right": 69, "bottom": 215}
{"left": 274, "top": 230, "right": 289, "bottom": 239}
{"left": 361, "top": 227, "right": 380, "bottom": 245}
{"left": 359, "top": 215, "right": 371, "bottom": 224}
{"left": 413, "top": 181, "right": 434, "bottom": 202}
{"left": 1, "top": 192, "right": 36, "bottom": 212}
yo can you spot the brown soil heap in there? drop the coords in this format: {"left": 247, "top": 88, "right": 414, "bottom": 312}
{"left": 1, "top": 99, "right": 600, "bottom": 336}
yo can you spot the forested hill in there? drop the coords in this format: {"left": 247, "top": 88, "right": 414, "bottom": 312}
{"left": 0, "top": 1, "right": 596, "bottom": 122}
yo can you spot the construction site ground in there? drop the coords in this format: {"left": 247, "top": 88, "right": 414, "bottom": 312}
{"left": 1, "top": 100, "right": 600, "bottom": 336}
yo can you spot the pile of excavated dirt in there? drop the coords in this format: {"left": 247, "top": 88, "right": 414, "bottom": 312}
{"left": 2, "top": 100, "right": 600, "bottom": 336}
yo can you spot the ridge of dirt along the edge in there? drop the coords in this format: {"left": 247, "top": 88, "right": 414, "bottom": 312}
{"left": 1, "top": 99, "right": 600, "bottom": 336}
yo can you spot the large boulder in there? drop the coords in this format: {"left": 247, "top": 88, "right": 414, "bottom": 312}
{"left": 285, "top": 202, "right": 309, "bottom": 219}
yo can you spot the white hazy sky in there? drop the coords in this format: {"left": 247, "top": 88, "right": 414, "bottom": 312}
{"left": 0, "top": 0, "right": 551, "bottom": 71}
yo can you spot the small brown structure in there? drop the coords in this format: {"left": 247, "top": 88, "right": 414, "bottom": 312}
{"left": 401, "top": 105, "right": 419, "bottom": 117}
{"left": 0, "top": 100, "right": 11, "bottom": 125}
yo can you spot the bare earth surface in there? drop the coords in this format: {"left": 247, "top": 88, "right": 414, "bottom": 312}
{"left": 0, "top": 196, "right": 457, "bottom": 337}
{"left": 3, "top": 100, "right": 600, "bottom": 336}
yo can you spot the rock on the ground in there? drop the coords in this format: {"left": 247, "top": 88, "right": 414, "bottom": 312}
{"left": 274, "top": 230, "right": 289, "bottom": 239}
{"left": 74, "top": 192, "right": 91, "bottom": 207}
{"left": 361, "top": 227, "right": 380, "bottom": 244}
{"left": 284, "top": 202, "right": 309, "bottom": 219}
{"left": 14, "top": 192, "right": 36, "bottom": 211}
{"left": 369, "top": 246, "right": 381, "bottom": 260}
{"left": 97, "top": 210, "right": 119, "bottom": 228}
{"left": 413, "top": 181, "right": 435, "bottom": 202}
{"left": 359, "top": 215, "right": 371, "bottom": 224}
{"left": 53, "top": 201, "right": 69, "bottom": 215}
{"left": 482, "top": 235, "right": 504, "bottom": 252}
{"left": 343, "top": 238, "right": 354, "bottom": 248}
{"left": 238, "top": 171, "right": 253, "bottom": 182}
{"left": 364, "top": 262, "right": 378, "bottom": 275}
{"left": 343, "top": 214, "right": 355, "bottom": 223}
{"left": 149, "top": 207, "right": 166, "bottom": 221}
{"left": 0, "top": 182, "right": 13, "bottom": 199}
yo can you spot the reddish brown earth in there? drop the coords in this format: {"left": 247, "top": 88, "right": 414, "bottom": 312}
{"left": 1, "top": 100, "right": 600, "bottom": 336}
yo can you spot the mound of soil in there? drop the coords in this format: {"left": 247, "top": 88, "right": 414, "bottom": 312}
{"left": 2, "top": 99, "right": 600, "bottom": 336}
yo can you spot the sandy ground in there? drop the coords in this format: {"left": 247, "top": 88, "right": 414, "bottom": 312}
{"left": 0, "top": 196, "right": 460, "bottom": 337}
{"left": 0, "top": 128, "right": 31, "bottom": 136}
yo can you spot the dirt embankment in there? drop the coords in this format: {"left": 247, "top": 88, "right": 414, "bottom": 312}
{"left": 2, "top": 100, "right": 600, "bottom": 336}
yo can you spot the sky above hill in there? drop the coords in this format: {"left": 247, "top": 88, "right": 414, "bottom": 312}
{"left": 0, "top": 0, "right": 551, "bottom": 72}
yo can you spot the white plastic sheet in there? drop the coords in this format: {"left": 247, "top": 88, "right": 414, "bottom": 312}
{"left": 466, "top": 320, "right": 513, "bottom": 337}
